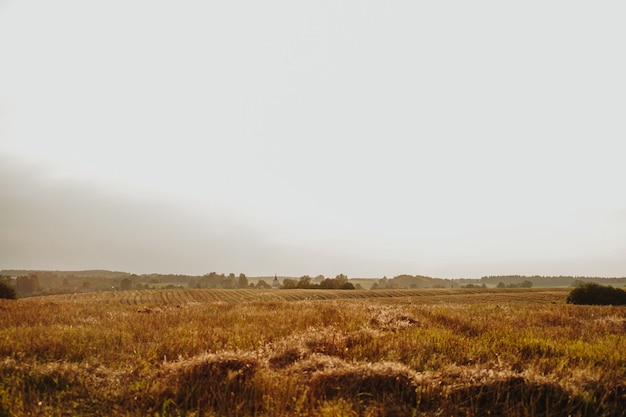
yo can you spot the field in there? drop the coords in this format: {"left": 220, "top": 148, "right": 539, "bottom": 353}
{"left": 1, "top": 288, "right": 625, "bottom": 416}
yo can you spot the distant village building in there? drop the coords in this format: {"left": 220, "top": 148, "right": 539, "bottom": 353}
{"left": 272, "top": 274, "right": 280, "bottom": 289}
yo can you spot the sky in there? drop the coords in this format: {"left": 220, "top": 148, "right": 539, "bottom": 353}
{"left": 1, "top": 1, "right": 625, "bottom": 278}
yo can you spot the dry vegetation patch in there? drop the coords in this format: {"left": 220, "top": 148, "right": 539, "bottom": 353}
{"left": 149, "top": 352, "right": 263, "bottom": 416}
{"left": 367, "top": 305, "right": 420, "bottom": 331}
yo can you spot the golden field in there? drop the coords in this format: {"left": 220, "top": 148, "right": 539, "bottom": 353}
{"left": 1, "top": 288, "right": 625, "bottom": 416}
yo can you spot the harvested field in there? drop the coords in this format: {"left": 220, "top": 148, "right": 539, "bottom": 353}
{"left": 40, "top": 287, "right": 570, "bottom": 305}
{"left": 1, "top": 288, "right": 624, "bottom": 416}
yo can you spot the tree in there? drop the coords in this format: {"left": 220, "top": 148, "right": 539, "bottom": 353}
{"left": 341, "top": 281, "right": 355, "bottom": 290}
{"left": 335, "top": 274, "right": 348, "bottom": 286}
{"left": 319, "top": 278, "right": 339, "bottom": 289}
{"left": 120, "top": 278, "right": 132, "bottom": 291}
{"left": 379, "top": 276, "right": 389, "bottom": 289}
{"left": 238, "top": 273, "right": 249, "bottom": 288}
{"left": 566, "top": 283, "right": 626, "bottom": 305}
{"left": 256, "top": 280, "right": 270, "bottom": 289}
{"left": 200, "top": 272, "right": 223, "bottom": 289}
{"left": 0, "top": 280, "right": 17, "bottom": 300}
{"left": 15, "top": 275, "right": 40, "bottom": 295}
{"left": 281, "top": 279, "right": 297, "bottom": 289}
{"left": 220, "top": 276, "right": 236, "bottom": 289}
{"left": 297, "top": 276, "right": 313, "bottom": 288}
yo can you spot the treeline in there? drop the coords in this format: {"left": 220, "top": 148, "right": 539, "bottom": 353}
{"left": 372, "top": 275, "right": 441, "bottom": 289}
{"left": 370, "top": 275, "right": 469, "bottom": 289}
{"left": 0, "top": 270, "right": 360, "bottom": 296}
{"left": 495, "top": 280, "right": 533, "bottom": 288}
{"left": 193, "top": 272, "right": 250, "bottom": 289}
{"left": 0, "top": 270, "right": 132, "bottom": 294}
{"left": 280, "top": 274, "right": 356, "bottom": 290}
{"left": 0, "top": 274, "right": 42, "bottom": 297}
{"left": 369, "top": 274, "right": 626, "bottom": 289}
{"left": 4, "top": 270, "right": 625, "bottom": 297}
{"left": 0, "top": 270, "right": 256, "bottom": 294}
{"left": 371, "top": 274, "right": 626, "bottom": 290}
{"left": 480, "top": 275, "right": 626, "bottom": 288}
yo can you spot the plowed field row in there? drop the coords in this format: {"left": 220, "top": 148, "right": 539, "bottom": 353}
{"left": 30, "top": 287, "right": 570, "bottom": 306}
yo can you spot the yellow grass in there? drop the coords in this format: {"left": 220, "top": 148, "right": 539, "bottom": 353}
{"left": 0, "top": 288, "right": 624, "bottom": 416}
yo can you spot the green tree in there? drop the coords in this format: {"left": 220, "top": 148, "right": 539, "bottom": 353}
{"left": 566, "top": 283, "right": 626, "bottom": 305}
{"left": 319, "top": 278, "right": 339, "bottom": 289}
{"left": 341, "top": 281, "right": 355, "bottom": 290}
{"left": 256, "top": 280, "right": 270, "bottom": 289}
{"left": 200, "top": 272, "right": 223, "bottom": 288}
{"left": 238, "top": 273, "right": 249, "bottom": 288}
{"left": 220, "top": 273, "right": 237, "bottom": 289}
{"left": 120, "top": 278, "right": 132, "bottom": 291}
{"left": 15, "top": 275, "right": 40, "bottom": 295}
{"left": 335, "top": 274, "right": 348, "bottom": 286}
{"left": 281, "top": 279, "right": 297, "bottom": 289}
{"left": 0, "top": 280, "right": 17, "bottom": 300}
{"left": 379, "top": 276, "right": 389, "bottom": 289}
{"left": 297, "top": 276, "right": 314, "bottom": 288}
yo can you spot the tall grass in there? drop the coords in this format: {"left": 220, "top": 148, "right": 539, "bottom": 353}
{"left": 0, "top": 289, "right": 624, "bottom": 416}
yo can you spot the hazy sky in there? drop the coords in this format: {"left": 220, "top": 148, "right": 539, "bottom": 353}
{"left": 1, "top": 1, "right": 625, "bottom": 278}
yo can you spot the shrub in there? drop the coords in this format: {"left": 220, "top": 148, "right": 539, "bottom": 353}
{"left": 566, "top": 283, "right": 626, "bottom": 305}
{"left": 0, "top": 281, "right": 17, "bottom": 300}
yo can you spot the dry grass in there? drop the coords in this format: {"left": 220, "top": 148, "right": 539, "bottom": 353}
{"left": 0, "top": 288, "right": 625, "bottom": 416}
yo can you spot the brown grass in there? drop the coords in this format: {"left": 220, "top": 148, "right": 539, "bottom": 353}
{"left": 0, "top": 289, "right": 625, "bottom": 416}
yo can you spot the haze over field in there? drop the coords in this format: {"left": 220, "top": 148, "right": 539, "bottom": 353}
{"left": 1, "top": 1, "right": 625, "bottom": 278}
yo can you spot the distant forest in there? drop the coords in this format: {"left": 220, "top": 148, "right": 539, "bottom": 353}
{"left": 1, "top": 270, "right": 625, "bottom": 297}
{"left": 480, "top": 275, "right": 626, "bottom": 288}
{"left": 373, "top": 274, "right": 626, "bottom": 289}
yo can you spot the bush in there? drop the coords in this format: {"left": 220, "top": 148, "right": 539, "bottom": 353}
{"left": 0, "top": 281, "right": 17, "bottom": 300}
{"left": 566, "top": 283, "right": 626, "bottom": 305}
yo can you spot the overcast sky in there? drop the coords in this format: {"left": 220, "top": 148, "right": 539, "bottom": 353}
{"left": 1, "top": 1, "right": 625, "bottom": 278}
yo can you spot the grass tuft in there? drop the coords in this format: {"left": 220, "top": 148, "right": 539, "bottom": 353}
{"left": 152, "top": 352, "right": 262, "bottom": 415}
